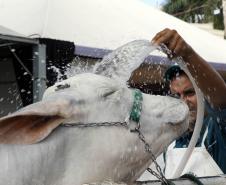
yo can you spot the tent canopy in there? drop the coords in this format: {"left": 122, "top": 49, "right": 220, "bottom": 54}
{"left": 0, "top": 0, "right": 226, "bottom": 64}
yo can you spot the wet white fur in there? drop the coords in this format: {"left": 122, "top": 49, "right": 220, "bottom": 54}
{"left": 0, "top": 73, "right": 189, "bottom": 185}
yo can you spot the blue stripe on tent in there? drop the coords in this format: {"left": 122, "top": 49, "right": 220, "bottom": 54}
{"left": 74, "top": 45, "right": 226, "bottom": 71}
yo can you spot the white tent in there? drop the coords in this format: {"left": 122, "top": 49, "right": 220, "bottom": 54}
{"left": 0, "top": 0, "right": 226, "bottom": 64}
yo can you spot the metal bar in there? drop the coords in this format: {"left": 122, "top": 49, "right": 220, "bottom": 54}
{"left": 32, "top": 44, "right": 46, "bottom": 102}
{"left": 135, "top": 175, "right": 226, "bottom": 185}
{"left": 0, "top": 34, "right": 38, "bottom": 45}
{"left": 0, "top": 43, "right": 14, "bottom": 47}
{"left": 8, "top": 46, "right": 33, "bottom": 77}
{"left": 80, "top": 175, "right": 226, "bottom": 185}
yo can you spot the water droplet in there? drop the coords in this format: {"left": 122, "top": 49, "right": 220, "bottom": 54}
{"left": 217, "top": 117, "right": 220, "bottom": 123}
{"left": 11, "top": 48, "right": 16, "bottom": 52}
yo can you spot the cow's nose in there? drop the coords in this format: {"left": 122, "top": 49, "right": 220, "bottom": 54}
{"left": 164, "top": 100, "right": 189, "bottom": 126}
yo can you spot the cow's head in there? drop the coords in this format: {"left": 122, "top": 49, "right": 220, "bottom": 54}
{"left": 0, "top": 73, "right": 189, "bottom": 185}
{"left": 0, "top": 73, "right": 189, "bottom": 154}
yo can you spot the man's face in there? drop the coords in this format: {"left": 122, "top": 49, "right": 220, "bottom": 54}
{"left": 169, "top": 74, "right": 197, "bottom": 131}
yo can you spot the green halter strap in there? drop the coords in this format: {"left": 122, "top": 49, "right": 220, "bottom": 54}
{"left": 129, "top": 89, "right": 143, "bottom": 124}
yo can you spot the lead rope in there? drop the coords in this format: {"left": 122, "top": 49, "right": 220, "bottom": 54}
{"left": 181, "top": 173, "right": 204, "bottom": 185}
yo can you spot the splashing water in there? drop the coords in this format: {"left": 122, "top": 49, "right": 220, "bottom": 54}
{"left": 63, "top": 40, "right": 157, "bottom": 86}
{"left": 65, "top": 57, "right": 97, "bottom": 78}
{"left": 92, "top": 40, "right": 156, "bottom": 85}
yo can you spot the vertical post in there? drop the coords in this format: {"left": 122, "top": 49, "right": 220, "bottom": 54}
{"left": 223, "top": 0, "right": 226, "bottom": 39}
{"left": 32, "top": 44, "right": 46, "bottom": 102}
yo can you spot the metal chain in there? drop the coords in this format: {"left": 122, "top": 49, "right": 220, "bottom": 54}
{"left": 131, "top": 127, "right": 172, "bottom": 185}
{"left": 61, "top": 121, "right": 172, "bottom": 185}
{"left": 62, "top": 121, "right": 128, "bottom": 128}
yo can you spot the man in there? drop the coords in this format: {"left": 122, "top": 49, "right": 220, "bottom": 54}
{"left": 152, "top": 28, "right": 226, "bottom": 173}
{"left": 164, "top": 66, "right": 200, "bottom": 146}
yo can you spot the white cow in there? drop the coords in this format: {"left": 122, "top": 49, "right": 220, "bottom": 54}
{"left": 0, "top": 73, "right": 189, "bottom": 185}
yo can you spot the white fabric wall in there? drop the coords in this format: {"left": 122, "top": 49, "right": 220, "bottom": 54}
{"left": 0, "top": 0, "right": 226, "bottom": 63}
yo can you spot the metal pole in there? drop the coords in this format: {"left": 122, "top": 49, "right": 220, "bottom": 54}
{"left": 223, "top": 0, "right": 226, "bottom": 39}
{"left": 32, "top": 44, "right": 46, "bottom": 102}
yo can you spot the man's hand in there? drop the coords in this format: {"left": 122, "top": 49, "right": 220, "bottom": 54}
{"left": 152, "top": 28, "right": 194, "bottom": 60}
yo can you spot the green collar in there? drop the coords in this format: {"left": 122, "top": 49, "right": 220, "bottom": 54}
{"left": 129, "top": 89, "right": 143, "bottom": 123}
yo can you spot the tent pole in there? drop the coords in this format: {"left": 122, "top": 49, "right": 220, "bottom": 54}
{"left": 32, "top": 44, "right": 46, "bottom": 102}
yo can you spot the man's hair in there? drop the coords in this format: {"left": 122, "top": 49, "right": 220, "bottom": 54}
{"left": 164, "top": 65, "right": 186, "bottom": 82}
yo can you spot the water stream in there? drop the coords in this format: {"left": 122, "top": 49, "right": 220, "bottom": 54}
{"left": 92, "top": 40, "right": 156, "bottom": 85}
{"left": 171, "top": 57, "right": 204, "bottom": 178}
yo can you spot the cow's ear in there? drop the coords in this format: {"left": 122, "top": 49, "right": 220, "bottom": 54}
{"left": 0, "top": 115, "right": 64, "bottom": 144}
{"left": 0, "top": 97, "right": 76, "bottom": 145}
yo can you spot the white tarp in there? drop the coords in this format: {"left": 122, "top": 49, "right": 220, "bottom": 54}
{"left": 0, "top": 0, "right": 226, "bottom": 64}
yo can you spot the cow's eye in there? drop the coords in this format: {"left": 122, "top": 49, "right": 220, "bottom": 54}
{"left": 168, "top": 93, "right": 180, "bottom": 99}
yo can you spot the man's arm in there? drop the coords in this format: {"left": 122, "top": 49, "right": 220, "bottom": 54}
{"left": 152, "top": 28, "right": 226, "bottom": 109}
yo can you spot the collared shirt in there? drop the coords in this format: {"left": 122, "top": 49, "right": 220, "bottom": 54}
{"left": 174, "top": 101, "right": 226, "bottom": 173}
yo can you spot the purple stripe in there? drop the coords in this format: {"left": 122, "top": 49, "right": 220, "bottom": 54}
{"left": 74, "top": 45, "right": 226, "bottom": 71}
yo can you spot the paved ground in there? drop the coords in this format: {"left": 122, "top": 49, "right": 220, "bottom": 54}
{"left": 190, "top": 23, "right": 225, "bottom": 39}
